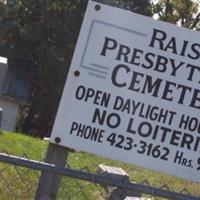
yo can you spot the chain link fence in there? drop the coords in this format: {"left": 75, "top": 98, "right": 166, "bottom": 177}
{"left": 0, "top": 141, "right": 200, "bottom": 200}
{"left": 0, "top": 159, "right": 105, "bottom": 200}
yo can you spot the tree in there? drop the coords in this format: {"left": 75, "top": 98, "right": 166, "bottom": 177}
{"left": 153, "top": 0, "right": 200, "bottom": 29}
{"left": 2, "top": 0, "right": 200, "bottom": 137}
{"left": 0, "top": 0, "right": 153, "bottom": 137}
{"left": 0, "top": 0, "right": 86, "bottom": 137}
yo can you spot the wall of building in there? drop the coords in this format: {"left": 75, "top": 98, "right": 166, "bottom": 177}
{"left": 0, "top": 57, "right": 31, "bottom": 131}
{"left": 0, "top": 96, "right": 20, "bottom": 131}
{"left": 0, "top": 62, "right": 8, "bottom": 94}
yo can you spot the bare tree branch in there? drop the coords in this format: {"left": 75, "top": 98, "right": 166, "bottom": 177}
{"left": 191, "top": 12, "right": 200, "bottom": 29}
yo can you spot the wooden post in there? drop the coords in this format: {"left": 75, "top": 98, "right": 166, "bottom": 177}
{"left": 34, "top": 143, "right": 69, "bottom": 200}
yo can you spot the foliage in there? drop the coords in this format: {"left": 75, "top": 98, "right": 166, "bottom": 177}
{"left": 0, "top": 0, "right": 152, "bottom": 137}
{"left": 0, "top": 0, "right": 87, "bottom": 137}
{"left": 1, "top": 0, "right": 200, "bottom": 137}
{"left": 153, "top": 0, "right": 200, "bottom": 28}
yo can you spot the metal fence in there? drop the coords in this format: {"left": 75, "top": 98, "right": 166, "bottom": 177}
{"left": 0, "top": 145, "right": 200, "bottom": 200}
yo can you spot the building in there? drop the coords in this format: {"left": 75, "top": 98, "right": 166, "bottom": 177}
{"left": 0, "top": 57, "right": 32, "bottom": 131}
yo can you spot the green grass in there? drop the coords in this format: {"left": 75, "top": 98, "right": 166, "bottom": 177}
{"left": 0, "top": 131, "right": 47, "bottom": 160}
{"left": 0, "top": 131, "right": 200, "bottom": 200}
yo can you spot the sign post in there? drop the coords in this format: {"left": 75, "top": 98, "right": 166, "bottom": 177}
{"left": 34, "top": 143, "right": 69, "bottom": 200}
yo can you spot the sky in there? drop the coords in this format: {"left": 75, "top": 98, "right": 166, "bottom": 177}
{"left": 0, "top": 56, "right": 7, "bottom": 64}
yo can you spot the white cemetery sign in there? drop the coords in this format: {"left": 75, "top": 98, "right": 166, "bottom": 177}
{"left": 50, "top": 0, "right": 200, "bottom": 183}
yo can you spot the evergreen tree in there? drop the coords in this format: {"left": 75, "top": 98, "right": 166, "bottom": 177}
{"left": 1, "top": 0, "right": 199, "bottom": 137}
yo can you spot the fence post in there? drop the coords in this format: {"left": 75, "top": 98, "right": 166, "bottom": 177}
{"left": 97, "top": 164, "right": 141, "bottom": 200}
{"left": 34, "top": 143, "right": 69, "bottom": 200}
{"left": 0, "top": 108, "right": 3, "bottom": 128}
